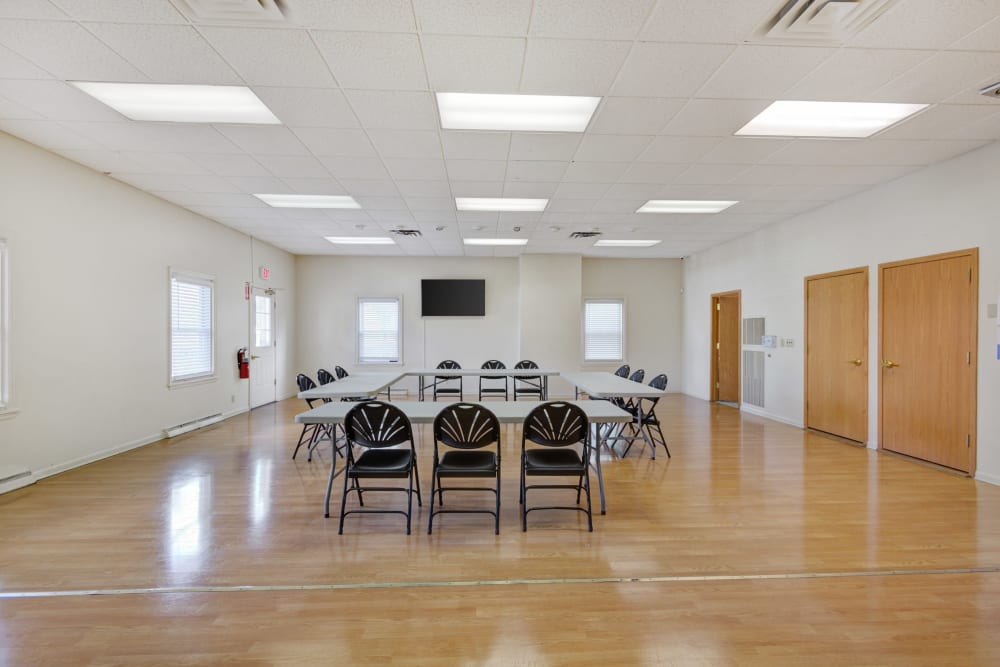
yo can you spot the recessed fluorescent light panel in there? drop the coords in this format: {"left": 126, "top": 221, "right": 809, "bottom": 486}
{"left": 463, "top": 238, "right": 529, "bottom": 246}
{"left": 255, "top": 194, "right": 361, "bottom": 209}
{"left": 637, "top": 200, "right": 738, "bottom": 214}
{"left": 70, "top": 82, "right": 280, "bottom": 124}
{"left": 455, "top": 198, "right": 548, "bottom": 212}
{"left": 325, "top": 237, "right": 395, "bottom": 245}
{"left": 594, "top": 240, "right": 662, "bottom": 247}
{"left": 437, "top": 93, "right": 600, "bottom": 132}
{"left": 736, "top": 100, "right": 928, "bottom": 138}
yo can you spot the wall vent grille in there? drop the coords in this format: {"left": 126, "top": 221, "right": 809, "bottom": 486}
{"left": 743, "top": 350, "right": 766, "bottom": 408}
{"left": 752, "top": 0, "right": 902, "bottom": 45}
{"left": 743, "top": 317, "right": 765, "bottom": 345}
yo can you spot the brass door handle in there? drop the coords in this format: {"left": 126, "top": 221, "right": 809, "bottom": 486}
{"left": 882, "top": 359, "right": 898, "bottom": 368}
{"left": 250, "top": 354, "right": 260, "bottom": 360}
{"left": 849, "top": 359, "right": 862, "bottom": 366}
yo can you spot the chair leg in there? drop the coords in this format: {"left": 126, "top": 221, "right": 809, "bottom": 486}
{"left": 412, "top": 459, "right": 422, "bottom": 506}
{"left": 584, "top": 467, "right": 593, "bottom": 532}
{"left": 323, "top": 447, "right": 339, "bottom": 518}
{"left": 338, "top": 468, "right": 352, "bottom": 534}
{"left": 427, "top": 466, "right": 437, "bottom": 535}
{"left": 652, "top": 421, "right": 670, "bottom": 458}
{"left": 495, "top": 469, "right": 501, "bottom": 535}
{"left": 292, "top": 423, "right": 317, "bottom": 460}
{"left": 405, "top": 466, "right": 414, "bottom": 535}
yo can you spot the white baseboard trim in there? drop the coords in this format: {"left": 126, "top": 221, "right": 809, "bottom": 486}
{"left": 0, "top": 465, "right": 33, "bottom": 494}
{"left": 223, "top": 406, "right": 250, "bottom": 419}
{"left": 974, "top": 471, "right": 1000, "bottom": 487}
{"left": 32, "top": 431, "right": 165, "bottom": 484}
{"left": 740, "top": 404, "right": 804, "bottom": 428}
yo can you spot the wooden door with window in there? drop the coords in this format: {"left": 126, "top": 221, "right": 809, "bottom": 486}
{"left": 712, "top": 291, "right": 740, "bottom": 403}
{"left": 879, "top": 249, "right": 978, "bottom": 473}
{"left": 805, "top": 267, "right": 868, "bottom": 443}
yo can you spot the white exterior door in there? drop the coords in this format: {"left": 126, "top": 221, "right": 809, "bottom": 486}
{"left": 250, "top": 288, "right": 277, "bottom": 408}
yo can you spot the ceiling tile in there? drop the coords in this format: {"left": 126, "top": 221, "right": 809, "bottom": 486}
{"left": 573, "top": 134, "right": 652, "bottom": 162}
{"left": 639, "top": 135, "right": 720, "bottom": 162}
{"left": 0, "top": 80, "right": 123, "bottom": 121}
{"left": 117, "top": 152, "right": 210, "bottom": 175}
{"left": 280, "top": 177, "right": 347, "bottom": 195}
{"left": 0, "top": 94, "right": 42, "bottom": 119}
{"left": 198, "top": 26, "right": 335, "bottom": 87}
{"left": 384, "top": 158, "right": 449, "bottom": 180}
{"left": 255, "top": 88, "right": 359, "bottom": 128}
{"left": 422, "top": 35, "right": 524, "bottom": 92}
{"left": 674, "top": 163, "right": 747, "bottom": 184}
{"left": 0, "top": 43, "right": 52, "bottom": 78}
{"left": 0, "top": 19, "right": 145, "bottom": 81}
{"left": 59, "top": 149, "right": 144, "bottom": 172}
{"left": 214, "top": 126, "right": 309, "bottom": 156}
{"left": 588, "top": 97, "right": 685, "bottom": 134}
{"left": 0, "top": 119, "right": 105, "bottom": 150}
{"left": 562, "top": 161, "right": 629, "bottom": 183}
{"left": 876, "top": 104, "right": 1000, "bottom": 141}
{"left": 699, "top": 137, "right": 791, "bottom": 164}
{"left": 224, "top": 176, "right": 288, "bottom": 193}
{"left": 262, "top": 155, "right": 329, "bottom": 178}
{"left": 870, "top": 51, "right": 1000, "bottom": 104}
{"left": 367, "top": 129, "right": 442, "bottom": 158}
{"left": 356, "top": 196, "right": 408, "bottom": 210}
{"left": 604, "top": 183, "right": 668, "bottom": 199}
{"left": 414, "top": 0, "right": 532, "bottom": 36}
{"left": 440, "top": 131, "right": 510, "bottom": 159}
{"left": 506, "top": 160, "right": 568, "bottom": 181}
{"left": 445, "top": 159, "right": 507, "bottom": 181}
{"left": 553, "top": 182, "right": 610, "bottom": 199}
{"left": 84, "top": 23, "right": 240, "bottom": 84}
{"left": 611, "top": 42, "right": 733, "bottom": 97}
{"left": 546, "top": 198, "right": 597, "bottom": 213}
{"left": 313, "top": 31, "right": 427, "bottom": 91}
{"left": 113, "top": 172, "right": 241, "bottom": 193}
{"left": 50, "top": 0, "right": 183, "bottom": 22}
{"left": 640, "top": 0, "right": 776, "bottom": 43}
{"left": 849, "top": 0, "right": 1000, "bottom": 50}
{"left": 292, "top": 128, "right": 376, "bottom": 157}
{"left": 783, "top": 48, "right": 932, "bottom": 102}
{"left": 0, "top": 2, "right": 68, "bottom": 19}
{"left": 619, "top": 162, "right": 688, "bottom": 183}
{"left": 396, "top": 180, "right": 453, "bottom": 197}
{"left": 660, "top": 99, "right": 771, "bottom": 137}
{"left": 502, "top": 181, "right": 558, "bottom": 197}
{"left": 521, "top": 38, "right": 630, "bottom": 96}
{"left": 450, "top": 181, "right": 504, "bottom": 197}
{"left": 949, "top": 15, "right": 1000, "bottom": 50}
{"left": 404, "top": 196, "right": 455, "bottom": 211}
{"left": 508, "top": 133, "right": 581, "bottom": 160}
{"left": 529, "top": 0, "right": 656, "bottom": 40}
{"left": 345, "top": 90, "right": 438, "bottom": 129}
{"left": 340, "top": 179, "right": 399, "bottom": 196}
{"left": 292, "top": 0, "right": 416, "bottom": 31}
{"left": 696, "top": 45, "right": 835, "bottom": 100}
{"left": 763, "top": 138, "right": 987, "bottom": 167}
{"left": 62, "top": 121, "right": 239, "bottom": 153}
{"left": 319, "top": 156, "right": 390, "bottom": 179}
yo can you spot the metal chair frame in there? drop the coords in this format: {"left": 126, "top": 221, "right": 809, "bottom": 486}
{"left": 512, "top": 359, "right": 543, "bottom": 401}
{"left": 478, "top": 360, "right": 509, "bottom": 401}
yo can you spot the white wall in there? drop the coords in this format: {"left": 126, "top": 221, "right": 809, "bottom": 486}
{"left": 0, "top": 132, "right": 296, "bottom": 491}
{"left": 682, "top": 140, "right": 1000, "bottom": 484}
{"left": 295, "top": 256, "right": 520, "bottom": 395}
{"left": 583, "top": 257, "right": 684, "bottom": 392}
{"left": 519, "top": 254, "right": 582, "bottom": 397}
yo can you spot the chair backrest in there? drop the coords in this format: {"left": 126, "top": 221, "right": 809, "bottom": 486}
{"left": 344, "top": 401, "right": 413, "bottom": 449}
{"left": 481, "top": 359, "right": 505, "bottom": 370}
{"left": 317, "top": 368, "right": 335, "bottom": 385}
{"left": 629, "top": 369, "right": 645, "bottom": 383}
{"left": 434, "top": 403, "right": 500, "bottom": 450}
{"left": 296, "top": 373, "right": 316, "bottom": 392}
{"left": 335, "top": 366, "right": 349, "bottom": 379}
{"left": 649, "top": 373, "right": 668, "bottom": 391}
{"left": 437, "top": 360, "right": 461, "bottom": 371}
{"left": 614, "top": 364, "right": 630, "bottom": 378}
{"left": 523, "top": 402, "right": 588, "bottom": 447}
{"left": 514, "top": 359, "right": 538, "bottom": 370}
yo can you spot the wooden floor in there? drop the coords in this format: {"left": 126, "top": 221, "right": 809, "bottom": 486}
{"left": 2, "top": 395, "right": 999, "bottom": 665}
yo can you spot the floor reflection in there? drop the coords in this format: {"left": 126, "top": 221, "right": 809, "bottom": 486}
{"left": 166, "top": 474, "right": 211, "bottom": 582}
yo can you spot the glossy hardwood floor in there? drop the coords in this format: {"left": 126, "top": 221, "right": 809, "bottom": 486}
{"left": 2, "top": 395, "right": 999, "bottom": 665}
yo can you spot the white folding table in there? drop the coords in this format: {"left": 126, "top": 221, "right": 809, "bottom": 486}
{"left": 404, "top": 368, "right": 561, "bottom": 401}
{"left": 297, "top": 372, "right": 406, "bottom": 401}
{"left": 295, "top": 399, "right": 630, "bottom": 517}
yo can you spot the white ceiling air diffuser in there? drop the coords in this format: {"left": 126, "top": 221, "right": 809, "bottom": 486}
{"left": 752, "top": 0, "right": 903, "bottom": 45}
{"left": 170, "top": 0, "right": 294, "bottom": 25}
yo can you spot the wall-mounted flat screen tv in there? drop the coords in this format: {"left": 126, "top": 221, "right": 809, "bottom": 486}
{"left": 421, "top": 279, "right": 485, "bottom": 316}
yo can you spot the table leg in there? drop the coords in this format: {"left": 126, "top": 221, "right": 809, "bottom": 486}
{"left": 543, "top": 376, "right": 549, "bottom": 400}
{"left": 418, "top": 374, "right": 426, "bottom": 401}
{"left": 591, "top": 422, "right": 607, "bottom": 515}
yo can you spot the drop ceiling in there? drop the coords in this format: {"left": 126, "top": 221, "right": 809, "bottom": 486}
{"left": 2, "top": 0, "right": 1000, "bottom": 258}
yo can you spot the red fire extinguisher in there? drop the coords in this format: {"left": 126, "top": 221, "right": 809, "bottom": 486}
{"left": 237, "top": 348, "right": 250, "bottom": 379}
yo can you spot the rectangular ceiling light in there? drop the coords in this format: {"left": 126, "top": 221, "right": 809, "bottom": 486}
{"left": 594, "top": 240, "right": 662, "bottom": 247}
{"left": 455, "top": 198, "right": 548, "bottom": 212}
{"left": 637, "top": 200, "right": 738, "bottom": 214}
{"left": 255, "top": 194, "right": 361, "bottom": 209}
{"left": 463, "top": 238, "right": 529, "bottom": 246}
{"left": 70, "top": 82, "right": 281, "bottom": 124}
{"left": 325, "top": 236, "right": 395, "bottom": 245}
{"left": 438, "top": 93, "right": 600, "bottom": 132}
{"left": 735, "top": 100, "right": 928, "bottom": 138}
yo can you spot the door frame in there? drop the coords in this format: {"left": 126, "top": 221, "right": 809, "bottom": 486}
{"left": 804, "top": 266, "right": 869, "bottom": 444}
{"left": 249, "top": 286, "right": 278, "bottom": 409}
{"left": 710, "top": 290, "right": 741, "bottom": 405}
{"left": 877, "top": 247, "right": 978, "bottom": 474}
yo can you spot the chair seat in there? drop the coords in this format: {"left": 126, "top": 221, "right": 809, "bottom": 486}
{"left": 437, "top": 450, "right": 498, "bottom": 476}
{"left": 350, "top": 448, "right": 414, "bottom": 476}
{"left": 524, "top": 448, "right": 585, "bottom": 474}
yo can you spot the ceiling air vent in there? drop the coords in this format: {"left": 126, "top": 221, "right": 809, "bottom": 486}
{"left": 980, "top": 82, "right": 1000, "bottom": 99}
{"left": 752, "top": 0, "right": 902, "bottom": 45}
{"left": 570, "top": 231, "right": 602, "bottom": 239}
{"left": 170, "top": 0, "right": 294, "bottom": 25}
{"left": 390, "top": 229, "right": 422, "bottom": 237}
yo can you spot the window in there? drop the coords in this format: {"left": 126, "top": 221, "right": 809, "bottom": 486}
{"left": 254, "top": 294, "right": 273, "bottom": 348}
{"left": 0, "top": 240, "right": 8, "bottom": 408}
{"left": 358, "top": 297, "right": 401, "bottom": 364}
{"left": 170, "top": 270, "right": 215, "bottom": 384}
{"left": 583, "top": 299, "right": 624, "bottom": 362}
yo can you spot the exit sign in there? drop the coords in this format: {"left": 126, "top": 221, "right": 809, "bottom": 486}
{"left": 259, "top": 266, "right": 270, "bottom": 280}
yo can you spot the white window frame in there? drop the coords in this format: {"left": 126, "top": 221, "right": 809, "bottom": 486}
{"left": 0, "top": 240, "right": 9, "bottom": 409}
{"left": 583, "top": 298, "right": 625, "bottom": 363}
{"left": 357, "top": 296, "right": 402, "bottom": 365}
{"left": 169, "top": 269, "right": 216, "bottom": 387}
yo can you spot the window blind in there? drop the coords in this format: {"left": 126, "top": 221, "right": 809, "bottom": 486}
{"left": 358, "top": 298, "right": 400, "bottom": 363}
{"left": 584, "top": 299, "right": 624, "bottom": 362}
{"left": 171, "top": 273, "right": 214, "bottom": 382}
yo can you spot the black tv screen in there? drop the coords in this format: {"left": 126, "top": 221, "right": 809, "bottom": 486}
{"left": 421, "top": 279, "right": 485, "bottom": 316}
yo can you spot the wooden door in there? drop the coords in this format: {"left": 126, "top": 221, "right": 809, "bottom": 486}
{"left": 712, "top": 292, "right": 740, "bottom": 403}
{"left": 805, "top": 268, "right": 868, "bottom": 443}
{"left": 879, "top": 249, "right": 978, "bottom": 473}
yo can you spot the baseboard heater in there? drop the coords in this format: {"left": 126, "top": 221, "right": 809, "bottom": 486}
{"left": 164, "top": 413, "right": 223, "bottom": 438}
{"left": 0, "top": 465, "right": 31, "bottom": 485}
